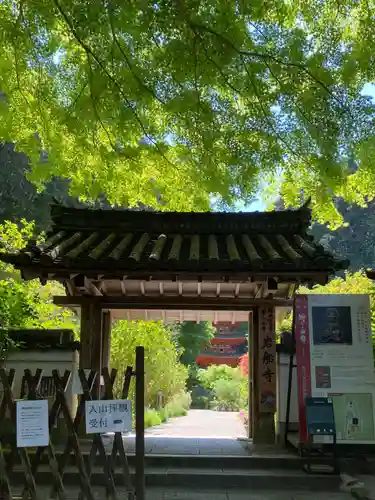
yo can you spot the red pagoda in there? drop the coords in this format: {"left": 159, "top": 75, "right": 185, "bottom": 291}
{"left": 196, "top": 322, "right": 248, "bottom": 367}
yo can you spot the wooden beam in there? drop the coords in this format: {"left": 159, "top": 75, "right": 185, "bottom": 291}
{"left": 53, "top": 295, "right": 294, "bottom": 310}
{"left": 16, "top": 265, "right": 331, "bottom": 283}
{"left": 73, "top": 275, "right": 102, "bottom": 296}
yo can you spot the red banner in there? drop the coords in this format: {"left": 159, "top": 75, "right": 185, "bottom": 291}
{"left": 294, "top": 295, "right": 312, "bottom": 442}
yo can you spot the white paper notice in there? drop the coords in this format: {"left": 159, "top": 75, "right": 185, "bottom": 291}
{"left": 85, "top": 399, "right": 132, "bottom": 434}
{"left": 16, "top": 399, "right": 49, "bottom": 448}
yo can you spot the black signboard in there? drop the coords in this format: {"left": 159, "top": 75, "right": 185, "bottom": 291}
{"left": 304, "top": 397, "right": 339, "bottom": 474}
{"left": 305, "top": 396, "right": 336, "bottom": 436}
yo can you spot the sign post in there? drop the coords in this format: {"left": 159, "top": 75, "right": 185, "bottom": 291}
{"left": 258, "top": 306, "right": 276, "bottom": 412}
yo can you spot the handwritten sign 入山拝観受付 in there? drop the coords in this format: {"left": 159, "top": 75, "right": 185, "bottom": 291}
{"left": 85, "top": 399, "right": 132, "bottom": 434}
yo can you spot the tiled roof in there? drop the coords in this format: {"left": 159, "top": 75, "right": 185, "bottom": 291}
{"left": 0, "top": 205, "right": 348, "bottom": 277}
{"left": 2, "top": 329, "right": 79, "bottom": 351}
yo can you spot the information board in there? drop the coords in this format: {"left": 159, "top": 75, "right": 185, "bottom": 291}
{"left": 305, "top": 396, "right": 336, "bottom": 441}
{"left": 85, "top": 399, "right": 132, "bottom": 434}
{"left": 16, "top": 399, "right": 49, "bottom": 448}
{"left": 295, "top": 294, "right": 375, "bottom": 444}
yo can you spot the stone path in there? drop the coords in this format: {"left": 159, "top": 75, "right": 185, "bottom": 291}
{"left": 114, "top": 409, "right": 251, "bottom": 456}
{"left": 145, "top": 410, "right": 247, "bottom": 438}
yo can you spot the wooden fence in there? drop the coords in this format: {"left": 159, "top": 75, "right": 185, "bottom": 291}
{"left": 0, "top": 346, "right": 145, "bottom": 500}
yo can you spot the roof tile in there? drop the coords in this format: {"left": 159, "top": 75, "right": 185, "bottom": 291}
{"left": 0, "top": 205, "right": 348, "bottom": 277}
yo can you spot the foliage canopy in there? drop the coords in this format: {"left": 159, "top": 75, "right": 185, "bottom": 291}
{"left": 1, "top": 1, "right": 375, "bottom": 223}
{"left": 173, "top": 321, "right": 215, "bottom": 366}
{"left": 0, "top": 220, "right": 77, "bottom": 357}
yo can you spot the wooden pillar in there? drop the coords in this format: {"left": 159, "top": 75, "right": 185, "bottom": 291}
{"left": 251, "top": 305, "right": 277, "bottom": 445}
{"left": 248, "top": 314, "right": 253, "bottom": 439}
{"left": 80, "top": 303, "right": 92, "bottom": 370}
{"left": 80, "top": 302, "right": 103, "bottom": 371}
{"left": 80, "top": 301, "right": 103, "bottom": 399}
{"left": 135, "top": 346, "right": 145, "bottom": 500}
{"left": 78, "top": 302, "right": 103, "bottom": 434}
{"left": 101, "top": 311, "right": 111, "bottom": 369}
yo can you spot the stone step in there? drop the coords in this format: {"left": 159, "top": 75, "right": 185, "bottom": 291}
{"left": 5, "top": 486, "right": 350, "bottom": 500}
{"left": 126, "top": 453, "right": 337, "bottom": 471}
{"left": 9, "top": 466, "right": 341, "bottom": 491}
{"left": 8, "top": 450, "right": 339, "bottom": 471}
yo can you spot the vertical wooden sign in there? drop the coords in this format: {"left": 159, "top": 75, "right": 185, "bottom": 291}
{"left": 258, "top": 306, "right": 276, "bottom": 413}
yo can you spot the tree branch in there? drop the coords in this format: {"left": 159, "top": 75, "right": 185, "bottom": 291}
{"left": 53, "top": 0, "right": 175, "bottom": 167}
{"left": 107, "top": 6, "right": 164, "bottom": 105}
{"left": 200, "top": 41, "right": 305, "bottom": 164}
{"left": 261, "top": 59, "right": 320, "bottom": 132}
{"left": 86, "top": 53, "right": 117, "bottom": 151}
{"left": 188, "top": 21, "right": 339, "bottom": 102}
{"left": 65, "top": 81, "right": 88, "bottom": 119}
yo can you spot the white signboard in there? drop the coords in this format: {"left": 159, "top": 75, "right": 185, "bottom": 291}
{"left": 16, "top": 399, "right": 49, "bottom": 448}
{"left": 296, "top": 294, "right": 375, "bottom": 444}
{"left": 85, "top": 399, "right": 132, "bottom": 434}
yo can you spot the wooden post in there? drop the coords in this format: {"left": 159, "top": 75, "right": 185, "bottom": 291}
{"left": 101, "top": 311, "right": 111, "bottom": 370}
{"left": 252, "top": 305, "right": 277, "bottom": 445}
{"left": 248, "top": 314, "right": 252, "bottom": 439}
{"left": 79, "top": 303, "right": 102, "bottom": 373}
{"left": 135, "top": 346, "right": 145, "bottom": 500}
{"left": 79, "top": 302, "right": 102, "bottom": 436}
{"left": 91, "top": 305, "right": 102, "bottom": 399}
{"left": 80, "top": 303, "right": 93, "bottom": 370}
{"left": 250, "top": 308, "right": 259, "bottom": 441}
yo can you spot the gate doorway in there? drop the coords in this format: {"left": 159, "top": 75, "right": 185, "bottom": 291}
{"left": 0, "top": 204, "right": 347, "bottom": 497}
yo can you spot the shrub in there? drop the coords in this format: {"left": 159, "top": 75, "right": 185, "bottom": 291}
{"left": 239, "top": 409, "right": 249, "bottom": 426}
{"left": 239, "top": 353, "right": 248, "bottom": 376}
{"left": 191, "top": 395, "right": 210, "bottom": 409}
{"left": 198, "top": 365, "right": 244, "bottom": 390}
{"left": 198, "top": 364, "right": 248, "bottom": 412}
{"left": 158, "top": 408, "right": 169, "bottom": 423}
{"left": 144, "top": 409, "right": 162, "bottom": 428}
{"left": 212, "top": 378, "right": 246, "bottom": 411}
{"left": 165, "top": 390, "right": 191, "bottom": 417}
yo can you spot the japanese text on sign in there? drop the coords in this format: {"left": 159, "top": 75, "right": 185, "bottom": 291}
{"left": 16, "top": 399, "right": 49, "bottom": 448}
{"left": 258, "top": 307, "right": 276, "bottom": 412}
{"left": 85, "top": 399, "right": 132, "bottom": 434}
